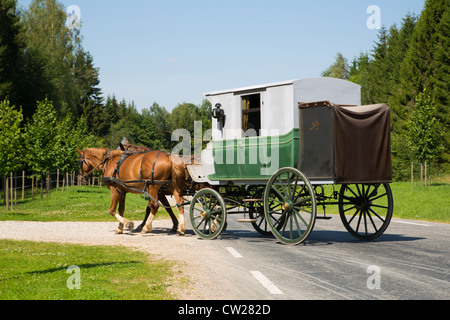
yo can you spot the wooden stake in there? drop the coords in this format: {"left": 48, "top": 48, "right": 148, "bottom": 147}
{"left": 5, "top": 178, "right": 9, "bottom": 211}
{"left": 420, "top": 163, "right": 423, "bottom": 187}
{"left": 10, "top": 173, "right": 13, "bottom": 210}
{"left": 411, "top": 162, "right": 414, "bottom": 189}
{"left": 425, "top": 162, "right": 427, "bottom": 187}
{"left": 22, "top": 171, "right": 25, "bottom": 200}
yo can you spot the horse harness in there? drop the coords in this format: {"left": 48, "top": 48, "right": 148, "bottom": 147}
{"left": 101, "top": 150, "right": 173, "bottom": 208}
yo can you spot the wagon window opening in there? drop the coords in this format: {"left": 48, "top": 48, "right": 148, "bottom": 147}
{"left": 242, "top": 94, "right": 261, "bottom": 136}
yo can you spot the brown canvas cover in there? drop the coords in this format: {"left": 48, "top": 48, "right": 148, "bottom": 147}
{"left": 333, "top": 104, "right": 392, "bottom": 184}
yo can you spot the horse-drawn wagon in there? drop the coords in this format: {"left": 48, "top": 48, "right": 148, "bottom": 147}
{"left": 79, "top": 77, "right": 393, "bottom": 246}
{"left": 185, "top": 77, "right": 393, "bottom": 245}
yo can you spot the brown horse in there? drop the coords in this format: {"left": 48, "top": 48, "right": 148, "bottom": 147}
{"left": 77, "top": 148, "right": 187, "bottom": 235}
{"left": 78, "top": 148, "right": 180, "bottom": 233}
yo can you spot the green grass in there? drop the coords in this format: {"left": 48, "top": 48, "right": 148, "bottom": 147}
{"left": 390, "top": 182, "right": 450, "bottom": 223}
{"left": 0, "top": 185, "right": 175, "bottom": 222}
{"left": 0, "top": 240, "right": 177, "bottom": 300}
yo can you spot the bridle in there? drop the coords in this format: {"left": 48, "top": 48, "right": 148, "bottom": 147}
{"left": 78, "top": 150, "right": 112, "bottom": 178}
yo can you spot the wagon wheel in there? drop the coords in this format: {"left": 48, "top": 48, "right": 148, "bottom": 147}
{"left": 248, "top": 188, "right": 285, "bottom": 236}
{"left": 264, "top": 168, "right": 317, "bottom": 245}
{"left": 189, "top": 188, "right": 227, "bottom": 240}
{"left": 338, "top": 183, "right": 393, "bottom": 241}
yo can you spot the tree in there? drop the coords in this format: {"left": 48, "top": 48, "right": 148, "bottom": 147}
{"left": 348, "top": 52, "right": 370, "bottom": 85}
{"left": 406, "top": 89, "right": 443, "bottom": 163}
{"left": 0, "top": 0, "right": 23, "bottom": 100}
{"left": 74, "top": 49, "right": 106, "bottom": 135}
{"left": 148, "top": 102, "right": 171, "bottom": 150}
{"left": 321, "top": 52, "right": 350, "bottom": 80}
{"left": 0, "top": 99, "right": 23, "bottom": 175}
{"left": 104, "top": 95, "right": 120, "bottom": 125}
{"left": 24, "top": 98, "right": 58, "bottom": 179}
{"left": 53, "top": 114, "right": 100, "bottom": 172}
{"left": 21, "top": 0, "right": 81, "bottom": 118}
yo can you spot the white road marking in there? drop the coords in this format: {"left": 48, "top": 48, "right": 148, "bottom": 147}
{"left": 250, "top": 271, "right": 284, "bottom": 295}
{"left": 393, "top": 220, "right": 431, "bottom": 227}
{"left": 226, "top": 247, "right": 243, "bottom": 258}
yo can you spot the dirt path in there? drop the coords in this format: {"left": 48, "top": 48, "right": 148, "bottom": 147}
{"left": 0, "top": 220, "right": 239, "bottom": 300}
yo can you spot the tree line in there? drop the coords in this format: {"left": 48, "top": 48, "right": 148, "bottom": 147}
{"left": 0, "top": 0, "right": 212, "bottom": 179}
{"left": 322, "top": 0, "right": 449, "bottom": 180}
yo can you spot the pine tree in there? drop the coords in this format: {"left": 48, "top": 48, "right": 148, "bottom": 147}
{"left": 396, "top": 0, "right": 449, "bottom": 164}
{"left": 74, "top": 49, "right": 106, "bottom": 135}
{"left": 0, "top": 0, "right": 22, "bottom": 100}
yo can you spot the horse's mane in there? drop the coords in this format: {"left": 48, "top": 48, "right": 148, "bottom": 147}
{"left": 85, "top": 148, "right": 123, "bottom": 160}
{"left": 108, "top": 150, "right": 124, "bottom": 158}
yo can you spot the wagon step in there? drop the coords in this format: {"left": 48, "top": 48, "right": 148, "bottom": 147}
{"left": 316, "top": 216, "right": 333, "bottom": 220}
{"left": 237, "top": 219, "right": 258, "bottom": 223}
{"left": 242, "top": 199, "right": 264, "bottom": 203}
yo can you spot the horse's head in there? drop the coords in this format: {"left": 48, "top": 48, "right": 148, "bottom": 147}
{"left": 77, "top": 148, "right": 110, "bottom": 185}
{"left": 77, "top": 149, "right": 93, "bottom": 185}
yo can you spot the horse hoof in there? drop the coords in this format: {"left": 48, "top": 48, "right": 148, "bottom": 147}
{"left": 115, "top": 230, "right": 123, "bottom": 235}
{"left": 132, "top": 225, "right": 144, "bottom": 233}
{"left": 126, "top": 222, "right": 134, "bottom": 230}
{"left": 141, "top": 227, "right": 152, "bottom": 234}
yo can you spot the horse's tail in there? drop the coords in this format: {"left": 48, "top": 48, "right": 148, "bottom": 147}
{"left": 170, "top": 155, "right": 187, "bottom": 193}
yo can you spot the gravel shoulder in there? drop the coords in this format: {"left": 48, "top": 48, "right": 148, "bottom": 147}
{"left": 0, "top": 220, "right": 238, "bottom": 300}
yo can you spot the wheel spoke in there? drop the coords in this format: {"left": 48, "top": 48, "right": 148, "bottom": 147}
{"left": 293, "top": 209, "right": 308, "bottom": 226}
{"left": 368, "top": 207, "right": 385, "bottom": 223}
{"left": 366, "top": 210, "right": 379, "bottom": 233}
{"left": 370, "top": 193, "right": 388, "bottom": 202}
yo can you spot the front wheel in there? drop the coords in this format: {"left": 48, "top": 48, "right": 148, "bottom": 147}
{"left": 189, "top": 188, "right": 227, "bottom": 240}
{"left": 338, "top": 183, "right": 393, "bottom": 241}
{"left": 264, "top": 168, "right": 317, "bottom": 245}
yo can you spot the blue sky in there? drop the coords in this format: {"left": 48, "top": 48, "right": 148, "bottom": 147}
{"left": 18, "top": 0, "right": 426, "bottom": 111}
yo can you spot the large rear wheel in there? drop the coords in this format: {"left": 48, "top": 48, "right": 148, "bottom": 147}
{"left": 338, "top": 183, "right": 393, "bottom": 241}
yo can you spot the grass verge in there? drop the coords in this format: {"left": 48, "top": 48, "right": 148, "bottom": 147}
{"left": 0, "top": 240, "right": 176, "bottom": 300}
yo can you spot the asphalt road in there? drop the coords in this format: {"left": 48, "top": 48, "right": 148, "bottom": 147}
{"left": 186, "top": 214, "right": 450, "bottom": 300}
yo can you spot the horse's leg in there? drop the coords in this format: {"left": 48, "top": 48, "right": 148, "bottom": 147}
{"left": 109, "top": 188, "right": 134, "bottom": 232}
{"left": 174, "top": 190, "right": 186, "bottom": 236}
{"left": 142, "top": 188, "right": 159, "bottom": 234}
{"left": 134, "top": 207, "right": 151, "bottom": 233}
{"left": 115, "top": 193, "right": 127, "bottom": 235}
{"left": 160, "top": 195, "right": 179, "bottom": 233}
{"left": 135, "top": 192, "right": 176, "bottom": 233}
